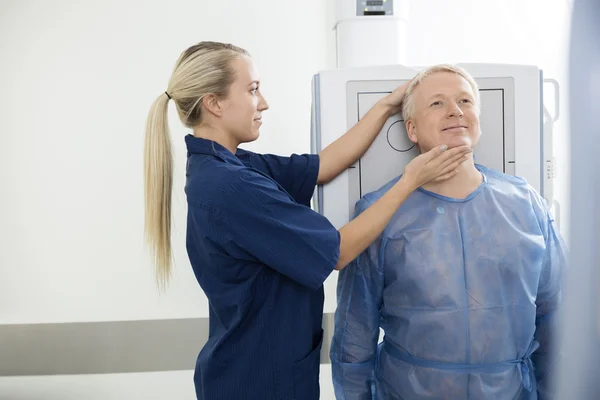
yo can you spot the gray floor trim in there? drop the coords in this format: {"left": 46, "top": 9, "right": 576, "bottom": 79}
{"left": 0, "top": 313, "right": 335, "bottom": 376}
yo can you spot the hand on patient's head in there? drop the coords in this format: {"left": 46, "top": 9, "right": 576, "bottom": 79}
{"left": 381, "top": 81, "right": 410, "bottom": 115}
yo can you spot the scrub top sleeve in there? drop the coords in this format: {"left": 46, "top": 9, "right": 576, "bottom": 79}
{"left": 330, "top": 198, "right": 384, "bottom": 399}
{"left": 255, "top": 153, "right": 319, "bottom": 206}
{"left": 222, "top": 169, "right": 340, "bottom": 290}
{"left": 529, "top": 191, "right": 568, "bottom": 399}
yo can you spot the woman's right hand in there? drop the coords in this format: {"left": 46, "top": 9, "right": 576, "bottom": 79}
{"left": 401, "top": 145, "right": 473, "bottom": 190}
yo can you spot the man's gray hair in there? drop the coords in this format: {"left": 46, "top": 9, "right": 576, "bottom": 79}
{"left": 401, "top": 64, "right": 481, "bottom": 121}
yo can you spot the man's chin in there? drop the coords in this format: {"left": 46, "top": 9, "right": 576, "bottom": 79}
{"left": 445, "top": 136, "right": 472, "bottom": 149}
{"left": 418, "top": 137, "right": 474, "bottom": 154}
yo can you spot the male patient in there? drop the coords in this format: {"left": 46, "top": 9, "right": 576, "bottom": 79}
{"left": 330, "top": 64, "right": 567, "bottom": 400}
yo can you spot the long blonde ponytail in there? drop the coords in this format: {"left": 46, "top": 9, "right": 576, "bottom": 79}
{"left": 144, "top": 93, "right": 173, "bottom": 289}
{"left": 144, "top": 41, "right": 249, "bottom": 288}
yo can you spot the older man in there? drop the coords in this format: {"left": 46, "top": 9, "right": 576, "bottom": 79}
{"left": 330, "top": 65, "right": 567, "bottom": 399}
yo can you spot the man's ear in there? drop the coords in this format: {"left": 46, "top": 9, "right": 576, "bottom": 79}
{"left": 406, "top": 119, "right": 418, "bottom": 144}
{"left": 202, "top": 94, "right": 223, "bottom": 117}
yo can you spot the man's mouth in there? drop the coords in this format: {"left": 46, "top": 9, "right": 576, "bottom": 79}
{"left": 443, "top": 125, "right": 467, "bottom": 131}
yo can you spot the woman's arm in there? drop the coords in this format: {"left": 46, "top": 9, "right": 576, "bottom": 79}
{"left": 334, "top": 144, "right": 471, "bottom": 270}
{"left": 317, "top": 84, "right": 406, "bottom": 185}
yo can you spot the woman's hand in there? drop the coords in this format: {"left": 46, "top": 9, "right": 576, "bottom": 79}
{"left": 378, "top": 81, "right": 410, "bottom": 116}
{"left": 400, "top": 145, "right": 473, "bottom": 190}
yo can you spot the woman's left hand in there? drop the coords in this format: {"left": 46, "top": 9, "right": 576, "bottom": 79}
{"left": 379, "top": 81, "right": 410, "bottom": 116}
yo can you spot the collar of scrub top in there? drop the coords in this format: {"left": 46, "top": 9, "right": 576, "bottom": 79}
{"left": 417, "top": 168, "right": 488, "bottom": 203}
{"left": 185, "top": 134, "right": 251, "bottom": 166}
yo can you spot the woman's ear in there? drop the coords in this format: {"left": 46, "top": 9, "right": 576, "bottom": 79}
{"left": 202, "top": 94, "right": 223, "bottom": 117}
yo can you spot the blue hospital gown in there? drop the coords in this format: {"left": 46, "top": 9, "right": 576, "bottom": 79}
{"left": 330, "top": 164, "right": 567, "bottom": 400}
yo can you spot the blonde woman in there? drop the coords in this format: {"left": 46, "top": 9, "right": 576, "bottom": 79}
{"left": 144, "top": 41, "right": 471, "bottom": 400}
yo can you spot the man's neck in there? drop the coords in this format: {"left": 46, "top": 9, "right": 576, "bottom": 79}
{"left": 420, "top": 160, "right": 483, "bottom": 199}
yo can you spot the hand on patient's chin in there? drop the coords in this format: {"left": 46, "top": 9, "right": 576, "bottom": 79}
{"left": 430, "top": 160, "right": 467, "bottom": 183}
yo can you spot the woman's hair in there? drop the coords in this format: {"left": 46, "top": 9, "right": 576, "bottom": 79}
{"left": 401, "top": 64, "right": 481, "bottom": 121}
{"left": 144, "top": 41, "right": 250, "bottom": 288}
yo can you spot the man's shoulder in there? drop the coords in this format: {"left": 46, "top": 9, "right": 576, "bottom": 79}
{"left": 478, "top": 164, "right": 536, "bottom": 195}
{"left": 478, "top": 164, "right": 549, "bottom": 211}
{"left": 477, "top": 164, "right": 528, "bottom": 188}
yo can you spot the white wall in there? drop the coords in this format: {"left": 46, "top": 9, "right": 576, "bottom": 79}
{"left": 0, "top": 1, "right": 572, "bottom": 399}
{"left": 0, "top": 0, "right": 336, "bottom": 325}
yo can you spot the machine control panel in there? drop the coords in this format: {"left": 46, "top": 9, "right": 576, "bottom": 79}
{"left": 357, "top": 0, "right": 393, "bottom": 16}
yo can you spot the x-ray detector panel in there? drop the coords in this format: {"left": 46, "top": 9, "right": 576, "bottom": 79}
{"left": 345, "top": 77, "right": 515, "bottom": 220}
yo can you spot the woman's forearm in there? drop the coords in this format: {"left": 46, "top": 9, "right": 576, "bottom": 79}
{"left": 335, "top": 175, "right": 416, "bottom": 270}
{"left": 317, "top": 100, "right": 393, "bottom": 185}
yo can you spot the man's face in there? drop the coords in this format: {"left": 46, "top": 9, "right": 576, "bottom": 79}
{"left": 406, "top": 72, "right": 480, "bottom": 153}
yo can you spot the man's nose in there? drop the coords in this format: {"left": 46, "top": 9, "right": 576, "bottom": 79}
{"left": 447, "top": 102, "right": 463, "bottom": 118}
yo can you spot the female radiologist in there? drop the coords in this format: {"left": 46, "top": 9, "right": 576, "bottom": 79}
{"left": 143, "top": 41, "right": 471, "bottom": 400}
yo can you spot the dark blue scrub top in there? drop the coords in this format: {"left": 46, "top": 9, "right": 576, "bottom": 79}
{"left": 184, "top": 135, "right": 341, "bottom": 400}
